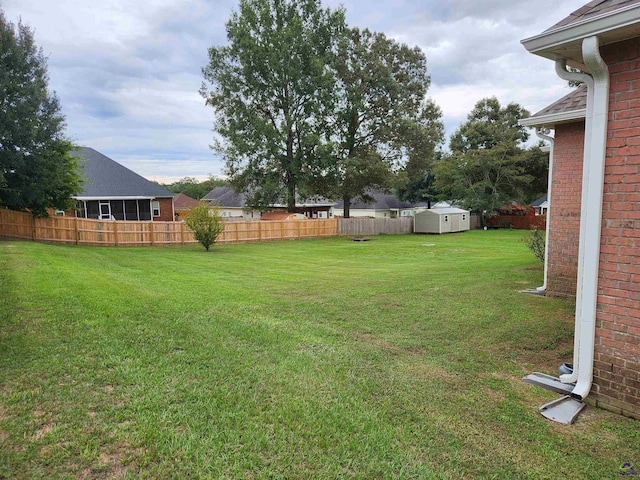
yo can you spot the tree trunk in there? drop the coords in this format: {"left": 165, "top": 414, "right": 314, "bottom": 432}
{"left": 343, "top": 196, "right": 351, "bottom": 218}
{"left": 287, "top": 180, "right": 296, "bottom": 213}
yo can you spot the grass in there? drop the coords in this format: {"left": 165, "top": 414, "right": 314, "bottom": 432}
{"left": 0, "top": 230, "right": 638, "bottom": 479}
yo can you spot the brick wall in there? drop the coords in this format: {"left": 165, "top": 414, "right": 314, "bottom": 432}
{"left": 153, "top": 197, "right": 175, "bottom": 222}
{"left": 589, "top": 39, "right": 640, "bottom": 419}
{"left": 546, "top": 121, "right": 584, "bottom": 298}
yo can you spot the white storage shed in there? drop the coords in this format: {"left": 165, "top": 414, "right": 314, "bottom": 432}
{"left": 414, "top": 207, "right": 470, "bottom": 234}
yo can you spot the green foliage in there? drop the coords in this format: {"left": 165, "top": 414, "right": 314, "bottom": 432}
{"left": 434, "top": 97, "right": 549, "bottom": 224}
{"left": 524, "top": 227, "right": 546, "bottom": 263}
{"left": 449, "top": 97, "right": 529, "bottom": 153}
{"left": 396, "top": 102, "right": 445, "bottom": 207}
{"left": 313, "top": 27, "right": 443, "bottom": 216}
{"left": 161, "top": 176, "right": 227, "bottom": 201}
{"left": 185, "top": 203, "right": 225, "bottom": 251}
{"left": 0, "top": 12, "right": 81, "bottom": 216}
{"left": 201, "top": 0, "right": 345, "bottom": 212}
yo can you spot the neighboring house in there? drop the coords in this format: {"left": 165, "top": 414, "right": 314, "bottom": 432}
{"left": 70, "top": 147, "right": 175, "bottom": 221}
{"left": 519, "top": 0, "right": 640, "bottom": 421}
{"left": 531, "top": 195, "right": 549, "bottom": 215}
{"left": 202, "top": 186, "right": 261, "bottom": 220}
{"left": 333, "top": 190, "right": 428, "bottom": 218}
{"left": 173, "top": 193, "right": 200, "bottom": 219}
{"left": 202, "top": 186, "right": 334, "bottom": 219}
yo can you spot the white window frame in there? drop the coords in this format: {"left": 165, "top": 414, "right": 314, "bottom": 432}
{"left": 152, "top": 200, "right": 160, "bottom": 217}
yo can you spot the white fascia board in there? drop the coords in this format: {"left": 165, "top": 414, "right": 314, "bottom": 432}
{"left": 522, "top": 5, "right": 640, "bottom": 56}
{"left": 74, "top": 196, "right": 156, "bottom": 201}
{"left": 519, "top": 108, "right": 586, "bottom": 127}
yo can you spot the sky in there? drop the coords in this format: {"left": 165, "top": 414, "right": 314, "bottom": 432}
{"left": 2, "top": 0, "right": 588, "bottom": 183}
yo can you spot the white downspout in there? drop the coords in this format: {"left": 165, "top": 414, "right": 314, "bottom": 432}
{"left": 554, "top": 37, "right": 609, "bottom": 399}
{"left": 534, "top": 127, "right": 554, "bottom": 293}
{"left": 554, "top": 60, "right": 594, "bottom": 385}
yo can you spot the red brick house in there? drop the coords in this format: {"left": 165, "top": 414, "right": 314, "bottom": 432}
{"left": 520, "top": 0, "right": 640, "bottom": 422}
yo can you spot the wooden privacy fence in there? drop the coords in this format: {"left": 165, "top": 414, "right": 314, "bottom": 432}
{"left": 486, "top": 215, "right": 546, "bottom": 230}
{"left": 338, "top": 217, "right": 413, "bottom": 236}
{"left": 0, "top": 209, "right": 338, "bottom": 246}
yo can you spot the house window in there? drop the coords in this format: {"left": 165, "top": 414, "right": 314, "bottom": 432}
{"left": 152, "top": 201, "right": 160, "bottom": 217}
{"left": 54, "top": 210, "right": 65, "bottom": 216}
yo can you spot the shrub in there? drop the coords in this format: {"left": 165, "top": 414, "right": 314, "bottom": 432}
{"left": 185, "top": 203, "right": 225, "bottom": 251}
{"left": 524, "top": 227, "right": 545, "bottom": 263}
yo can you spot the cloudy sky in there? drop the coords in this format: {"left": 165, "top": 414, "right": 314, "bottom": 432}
{"left": 2, "top": 0, "right": 587, "bottom": 183}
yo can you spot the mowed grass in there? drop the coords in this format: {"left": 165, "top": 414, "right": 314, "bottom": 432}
{"left": 0, "top": 231, "right": 638, "bottom": 479}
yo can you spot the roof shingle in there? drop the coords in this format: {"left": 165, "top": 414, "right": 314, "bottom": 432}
{"left": 530, "top": 85, "right": 587, "bottom": 119}
{"left": 545, "top": 0, "right": 640, "bottom": 32}
{"left": 72, "top": 147, "right": 174, "bottom": 199}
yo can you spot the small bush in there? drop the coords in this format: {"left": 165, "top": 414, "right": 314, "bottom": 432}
{"left": 185, "top": 203, "right": 225, "bottom": 251}
{"left": 524, "top": 227, "right": 545, "bottom": 263}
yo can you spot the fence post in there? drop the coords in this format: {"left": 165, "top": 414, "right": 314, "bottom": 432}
{"left": 149, "top": 221, "right": 155, "bottom": 246}
{"left": 73, "top": 217, "right": 79, "bottom": 245}
{"left": 181, "top": 222, "right": 185, "bottom": 245}
{"left": 258, "top": 221, "right": 262, "bottom": 241}
{"left": 31, "top": 214, "right": 36, "bottom": 241}
{"left": 113, "top": 221, "right": 119, "bottom": 246}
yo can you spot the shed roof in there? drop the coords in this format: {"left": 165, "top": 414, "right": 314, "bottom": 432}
{"left": 72, "top": 147, "right": 174, "bottom": 199}
{"left": 418, "top": 207, "right": 469, "bottom": 215}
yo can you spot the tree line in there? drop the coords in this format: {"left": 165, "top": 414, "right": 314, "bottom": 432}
{"left": 1, "top": 1, "right": 549, "bottom": 220}
{"left": 200, "top": 0, "right": 548, "bottom": 220}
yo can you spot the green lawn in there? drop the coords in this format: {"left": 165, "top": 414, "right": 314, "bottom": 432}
{"left": 0, "top": 231, "right": 638, "bottom": 479}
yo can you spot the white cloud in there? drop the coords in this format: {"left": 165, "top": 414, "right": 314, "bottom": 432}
{"left": 2, "top": 0, "right": 589, "bottom": 178}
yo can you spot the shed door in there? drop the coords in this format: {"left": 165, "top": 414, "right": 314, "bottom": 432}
{"left": 451, "top": 214, "right": 460, "bottom": 231}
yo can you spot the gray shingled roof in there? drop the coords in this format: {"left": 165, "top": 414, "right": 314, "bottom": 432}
{"left": 202, "top": 186, "right": 248, "bottom": 207}
{"left": 202, "top": 186, "right": 334, "bottom": 208}
{"left": 530, "top": 85, "right": 587, "bottom": 119}
{"left": 333, "top": 189, "right": 425, "bottom": 210}
{"left": 531, "top": 194, "right": 548, "bottom": 207}
{"left": 545, "top": 0, "right": 640, "bottom": 32}
{"left": 72, "top": 147, "right": 174, "bottom": 199}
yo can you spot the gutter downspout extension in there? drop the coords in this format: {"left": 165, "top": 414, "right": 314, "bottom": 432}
{"left": 555, "top": 37, "right": 610, "bottom": 400}
{"left": 534, "top": 128, "right": 554, "bottom": 293}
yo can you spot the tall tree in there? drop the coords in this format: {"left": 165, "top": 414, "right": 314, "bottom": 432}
{"left": 313, "top": 28, "right": 441, "bottom": 217}
{"left": 0, "top": 11, "right": 80, "bottom": 216}
{"left": 200, "top": 0, "right": 345, "bottom": 212}
{"left": 433, "top": 97, "right": 539, "bottom": 225}
{"left": 449, "top": 97, "right": 529, "bottom": 153}
{"left": 396, "top": 99, "right": 444, "bottom": 208}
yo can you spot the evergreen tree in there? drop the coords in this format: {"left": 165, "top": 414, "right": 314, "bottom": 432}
{"left": 0, "top": 11, "right": 80, "bottom": 216}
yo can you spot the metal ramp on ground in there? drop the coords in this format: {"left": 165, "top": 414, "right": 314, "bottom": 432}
{"left": 522, "top": 372, "right": 585, "bottom": 425}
